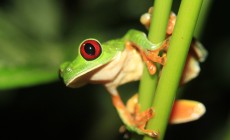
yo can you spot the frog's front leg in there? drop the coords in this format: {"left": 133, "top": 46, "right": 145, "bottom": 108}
{"left": 144, "top": 37, "right": 170, "bottom": 66}
{"left": 125, "top": 94, "right": 159, "bottom": 137}
{"left": 126, "top": 39, "right": 169, "bottom": 75}
{"left": 112, "top": 94, "right": 159, "bottom": 138}
{"left": 126, "top": 41, "right": 157, "bottom": 75}
{"left": 105, "top": 85, "right": 159, "bottom": 138}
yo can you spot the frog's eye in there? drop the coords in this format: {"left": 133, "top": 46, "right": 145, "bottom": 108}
{"left": 80, "top": 39, "right": 102, "bottom": 60}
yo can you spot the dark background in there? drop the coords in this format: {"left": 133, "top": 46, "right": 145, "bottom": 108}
{"left": 0, "top": 0, "right": 229, "bottom": 140}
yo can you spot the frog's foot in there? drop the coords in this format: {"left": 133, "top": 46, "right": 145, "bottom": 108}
{"left": 140, "top": 49, "right": 165, "bottom": 75}
{"left": 125, "top": 107, "right": 159, "bottom": 138}
{"left": 140, "top": 7, "right": 177, "bottom": 35}
{"left": 147, "top": 37, "right": 170, "bottom": 65}
{"left": 112, "top": 94, "right": 159, "bottom": 138}
{"left": 167, "top": 12, "right": 176, "bottom": 35}
{"left": 139, "top": 7, "right": 153, "bottom": 29}
{"left": 170, "top": 100, "right": 206, "bottom": 124}
{"left": 140, "top": 50, "right": 157, "bottom": 75}
{"left": 139, "top": 38, "right": 169, "bottom": 75}
{"left": 125, "top": 94, "right": 159, "bottom": 138}
{"left": 131, "top": 107, "right": 159, "bottom": 138}
{"left": 126, "top": 94, "right": 153, "bottom": 126}
{"left": 145, "top": 50, "right": 167, "bottom": 65}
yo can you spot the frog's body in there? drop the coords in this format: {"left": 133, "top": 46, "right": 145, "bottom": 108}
{"left": 62, "top": 32, "right": 144, "bottom": 92}
{"left": 60, "top": 8, "right": 207, "bottom": 138}
{"left": 89, "top": 44, "right": 143, "bottom": 96}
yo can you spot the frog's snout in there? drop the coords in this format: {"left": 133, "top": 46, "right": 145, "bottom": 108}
{"left": 59, "top": 62, "right": 70, "bottom": 79}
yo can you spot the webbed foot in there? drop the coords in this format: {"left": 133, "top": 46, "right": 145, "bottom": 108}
{"left": 139, "top": 38, "right": 170, "bottom": 75}
{"left": 126, "top": 94, "right": 159, "bottom": 138}
{"left": 112, "top": 94, "right": 159, "bottom": 138}
{"left": 145, "top": 37, "right": 170, "bottom": 65}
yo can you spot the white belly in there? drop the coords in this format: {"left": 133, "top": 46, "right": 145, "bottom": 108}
{"left": 89, "top": 46, "right": 143, "bottom": 84}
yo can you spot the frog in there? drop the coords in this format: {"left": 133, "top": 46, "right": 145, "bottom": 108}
{"left": 59, "top": 8, "right": 207, "bottom": 138}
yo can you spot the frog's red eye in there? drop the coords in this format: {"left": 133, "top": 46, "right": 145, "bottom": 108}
{"left": 80, "top": 39, "right": 102, "bottom": 60}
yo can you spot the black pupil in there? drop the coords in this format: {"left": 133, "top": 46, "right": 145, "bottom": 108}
{"left": 84, "top": 43, "right": 95, "bottom": 55}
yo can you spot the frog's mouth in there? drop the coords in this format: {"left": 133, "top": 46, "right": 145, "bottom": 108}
{"left": 66, "top": 51, "right": 124, "bottom": 88}
{"left": 60, "top": 42, "right": 124, "bottom": 88}
{"left": 66, "top": 61, "right": 112, "bottom": 88}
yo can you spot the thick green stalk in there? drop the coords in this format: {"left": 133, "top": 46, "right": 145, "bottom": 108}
{"left": 138, "top": 0, "right": 173, "bottom": 111}
{"left": 143, "top": 1, "right": 203, "bottom": 140}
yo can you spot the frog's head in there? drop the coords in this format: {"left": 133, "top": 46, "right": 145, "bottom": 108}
{"left": 59, "top": 39, "right": 122, "bottom": 88}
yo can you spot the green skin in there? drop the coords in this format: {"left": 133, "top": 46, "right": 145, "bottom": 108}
{"left": 60, "top": 29, "right": 161, "bottom": 87}
{"left": 59, "top": 29, "right": 164, "bottom": 137}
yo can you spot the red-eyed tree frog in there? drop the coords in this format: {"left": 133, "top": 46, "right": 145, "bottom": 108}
{"left": 59, "top": 8, "right": 207, "bottom": 138}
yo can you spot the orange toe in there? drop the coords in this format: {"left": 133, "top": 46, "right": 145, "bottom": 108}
{"left": 170, "top": 100, "right": 206, "bottom": 124}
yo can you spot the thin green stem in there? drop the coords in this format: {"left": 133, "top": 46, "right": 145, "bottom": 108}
{"left": 194, "top": 0, "right": 213, "bottom": 39}
{"left": 138, "top": 0, "right": 173, "bottom": 111}
{"left": 144, "top": 1, "right": 203, "bottom": 140}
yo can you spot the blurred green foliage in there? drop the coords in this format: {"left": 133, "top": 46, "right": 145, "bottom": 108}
{"left": 0, "top": 0, "right": 229, "bottom": 140}
{"left": 0, "top": 0, "right": 63, "bottom": 89}
{"left": 0, "top": 0, "right": 152, "bottom": 89}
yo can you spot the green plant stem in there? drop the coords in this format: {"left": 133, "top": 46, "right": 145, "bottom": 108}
{"left": 143, "top": 1, "right": 203, "bottom": 140}
{"left": 194, "top": 0, "right": 213, "bottom": 39}
{"left": 138, "top": 0, "right": 173, "bottom": 112}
